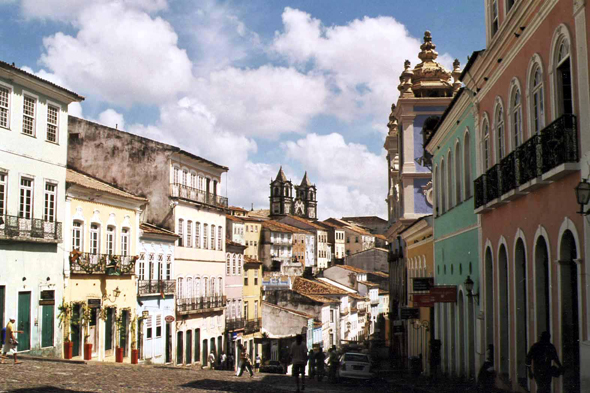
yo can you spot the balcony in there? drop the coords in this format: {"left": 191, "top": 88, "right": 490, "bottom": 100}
{"left": 70, "top": 252, "right": 137, "bottom": 275}
{"left": 137, "top": 280, "right": 176, "bottom": 296}
{"left": 474, "top": 114, "right": 578, "bottom": 211}
{"left": 0, "top": 215, "right": 62, "bottom": 243}
{"left": 371, "top": 298, "right": 379, "bottom": 305}
{"left": 176, "top": 296, "right": 227, "bottom": 315}
{"left": 226, "top": 317, "right": 245, "bottom": 331}
{"left": 170, "top": 183, "right": 228, "bottom": 209}
{"left": 244, "top": 318, "right": 262, "bottom": 334}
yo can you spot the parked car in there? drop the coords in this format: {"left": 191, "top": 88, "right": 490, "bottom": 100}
{"left": 337, "top": 352, "right": 373, "bottom": 380}
{"left": 259, "top": 360, "right": 285, "bottom": 374}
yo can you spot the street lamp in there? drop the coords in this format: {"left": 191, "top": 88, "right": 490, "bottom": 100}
{"left": 464, "top": 276, "right": 479, "bottom": 305}
{"left": 575, "top": 178, "right": 590, "bottom": 215}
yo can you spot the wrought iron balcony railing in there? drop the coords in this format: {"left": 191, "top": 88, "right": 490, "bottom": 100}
{"left": 170, "top": 183, "right": 228, "bottom": 208}
{"left": 137, "top": 280, "right": 176, "bottom": 296}
{"left": 244, "top": 318, "right": 262, "bottom": 334}
{"left": 474, "top": 114, "right": 578, "bottom": 210}
{"left": 226, "top": 317, "right": 245, "bottom": 331}
{"left": 0, "top": 215, "right": 62, "bottom": 242}
{"left": 69, "top": 252, "right": 137, "bottom": 275}
{"left": 176, "top": 296, "right": 227, "bottom": 314}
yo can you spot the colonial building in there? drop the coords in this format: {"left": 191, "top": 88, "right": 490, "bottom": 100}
{"left": 225, "top": 239, "right": 245, "bottom": 367}
{"left": 242, "top": 256, "right": 263, "bottom": 362}
{"left": 226, "top": 214, "right": 245, "bottom": 245}
{"left": 242, "top": 217, "right": 263, "bottom": 261}
{"left": 0, "top": 61, "right": 83, "bottom": 357}
{"left": 317, "top": 221, "right": 346, "bottom": 264}
{"left": 275, "top": 215, "right": 330, "bottom": 270}
{"left": 260, "top": 220, "right": 305, "bottom": 275}
{"left": 270, "top": 168, "right": 317, "bottom": 220}
{"left": 64, "top": 169, "right": 146, "bottom": 362}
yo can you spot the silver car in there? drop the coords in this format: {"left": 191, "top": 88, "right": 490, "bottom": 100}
{"left": 337, "top": 352, "right": 373, "bottom": 380}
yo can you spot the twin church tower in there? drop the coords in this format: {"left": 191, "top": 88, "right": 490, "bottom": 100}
{"left": 269, "top": 167, "right": 317, "bottom": 220}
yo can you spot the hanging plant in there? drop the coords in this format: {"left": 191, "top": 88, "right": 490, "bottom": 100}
{"left": 57, "top": 299, "right": 72, "bottom": 342}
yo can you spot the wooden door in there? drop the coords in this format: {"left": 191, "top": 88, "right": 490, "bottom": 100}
{"left": 71, "top": 304, "right": 81, "bottom": 357}
{"left": 17, "top": 292, "right": 31, "bottom": 351}
{"left": 41, "top": 304, "right": 54, "bottom": 348}
{"left": 105, "top": 308, "right": 114, "bottom": 353}
{"left": 0, "top": 286, "right": 5, "bottom": 329}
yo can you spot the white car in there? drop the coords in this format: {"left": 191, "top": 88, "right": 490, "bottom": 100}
{"left": 337, "top": 352, "right": 373, "bottom": 380}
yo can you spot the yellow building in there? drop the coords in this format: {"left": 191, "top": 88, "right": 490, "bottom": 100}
{"left": 242, "top": 218, "right": 263, "bottom": 260}
{"left": 242, "top": 256, "right": 263, "bottom": 361}
{"left": 64, "top": 169, "right": 146, "bottom": 362}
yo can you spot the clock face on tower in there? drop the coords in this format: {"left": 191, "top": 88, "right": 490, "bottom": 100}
{"left": 294, "top": 200, "right": 305, "bottom": 216}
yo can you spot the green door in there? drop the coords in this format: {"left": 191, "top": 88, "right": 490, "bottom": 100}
{"left": 17, "top": 292, "right": 31, "bottom": 351}
{"left": 119, "top": 310, "right": 128, "bottom": 356}
{"left": 71, "top": 304, "right": 81, "bottom": 357}
{"left": 41, "top": 304, "right": 54, "bottom": 347}
{"left": 105, "top": 308, "right": 114, "bottom": 351}
{"left": 0, "top": 286, "right": 5, "bottom": 329}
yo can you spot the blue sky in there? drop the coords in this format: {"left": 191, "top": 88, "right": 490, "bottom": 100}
{"left": 0, "top": 0, "right": 485, "bottom": 219}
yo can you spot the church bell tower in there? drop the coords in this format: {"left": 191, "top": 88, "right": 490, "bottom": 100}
{"left": 269, "top": 167, "right": 293, "bottom": 216}
{"left": 294, "top": 172, "right": 317, "bottom": 219}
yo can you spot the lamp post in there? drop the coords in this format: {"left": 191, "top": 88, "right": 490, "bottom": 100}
{"left": 464, "top": 276, "right": 479, "bottom": 305}
{"left": 575, "top": 178, "right": 590, "bottom": 215}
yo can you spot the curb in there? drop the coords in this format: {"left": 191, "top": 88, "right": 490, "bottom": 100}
{"left": 17, "top": 355, "right": 87, "bottom": 365}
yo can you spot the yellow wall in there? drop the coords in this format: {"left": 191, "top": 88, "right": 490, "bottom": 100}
{"left": 243, "top": 222, "right": 262, "bottom": 259}
{"left": 243, "top": 263, "right": 262, "bottom": 319}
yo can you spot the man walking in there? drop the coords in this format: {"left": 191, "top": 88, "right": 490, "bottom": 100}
{"left": 526, "top": 331, "right": 563, "bottom": 393}
{"left": 236, "top": 343, "right": 254, "bottom": 377}
{"left": 290, "top": 334, "right": 308, "bottom": 393}
{"left": 1, "top": 317, "right": 22, "bottom": 365}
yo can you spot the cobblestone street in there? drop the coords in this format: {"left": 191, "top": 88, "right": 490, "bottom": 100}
{"left": 0, "top": 359, "right": 390, "bottom": 393}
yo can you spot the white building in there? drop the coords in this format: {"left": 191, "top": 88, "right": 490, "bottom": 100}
{"left": 0, "top": 61, "right": 83, "bottom": 357}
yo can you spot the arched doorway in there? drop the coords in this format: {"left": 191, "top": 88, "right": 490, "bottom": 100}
{"left": 559, "top": 230, "right": 579, "bottom": 392}
{"left": 484, "top": 247, "right": 494, "bottom": 355}
{"left": 443, "top": 303, "right": 449, "bottom": 373}
{"left": 457, "top": 291, "right": 465, "bottom": 378}
{"left": 450, "top": 303, "right": 456, "bottom": 376}
{"left": 535, "top": 236, "right": 551, "bottom": 335}
{"left": 514, "top": 238, "right": 528, "bottom": 389}
{"left": 498, "top": 244, "right": 509, "bottom": 381}
{"left": 467, "top": 296, "right": 475, "bottom": 378}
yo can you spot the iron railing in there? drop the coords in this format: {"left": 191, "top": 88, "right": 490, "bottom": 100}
{"left": 226, "top": 318, "right": 245, "bottom": 331}
{"left": 70, "top": 252, "right": 137, "bottom": 275}
{"left": 474, "top": 114, "right": 578, "bottom": 209}
{"left": 137, "top": 280, "right": 176, "bottom": 296}
{"left": 0, "top": 215, "right": 62, "bottom": 242}
{"left": 170, "top": 183, "right": 228, "bottom": 208}
{"left": 176, "top": 296, "right": 227, "bottom": 314}
{"left": 244, "top": 318, "right": 262, "bottom": 334}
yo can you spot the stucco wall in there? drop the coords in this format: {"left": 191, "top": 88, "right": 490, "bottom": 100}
{"left": 345, "top": 248, "right": 389, "bottom": 273}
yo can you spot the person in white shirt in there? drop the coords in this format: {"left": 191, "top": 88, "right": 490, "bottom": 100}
{"left": 290, "top": 334, "right": 308, "bottom": 393}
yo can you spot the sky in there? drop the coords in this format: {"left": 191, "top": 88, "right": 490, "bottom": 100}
{"left": 0, "top": 0, "right": 485, "bottom": 220}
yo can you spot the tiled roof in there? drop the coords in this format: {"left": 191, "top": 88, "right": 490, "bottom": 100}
{"left": 337, "top": 265, "right": 369, "bottom": 274}
{"left": 297, "top": 292, "right": 339, "bottom": 304}
{"left": 293, "top": 277, "right": 348, "bottom": 295}
{"left": 229, "top": 206, "right": 248, "bottom": 212}
{"left": 249, "top": 209, "right": 271, "bottom": 218}
{"left": 67, "top": 169, "right": 147, "bottom": 202}
{"left": 341, "top": 216, "right": 388, "bottom": 225}
{"left": 285, "top": 215, "right": 325, "bottom": 230}
{"left": 346, "top": 225, "right": 372, "bottom": 236}
{"left": 368, "top": 271, "right": 389, "bottom": 278}
{"left": 226, "top": 214, "right": 244, "bottom": 222}
{"left": 0, "top": 60, "right": 85, "bottom": 101}
{"left": 263, "top": 301, "right": 314, "bottom": 319}
{"left": 379, "top": 289, "right": 389, "bottom": 295}
{"left": 358, "top": 281, "right": 379, "bottom": 288}
{"left": 226, "top": 239, "right": 246, "bottom": 248}
{"left": 263, "top": 220, "right": 312, "bottom": 235}
{"left": 140, "top": 223, "right": 180, "bottom": 237}
{"left": 374, "top": 234, "right": 388, "bottom": 241}
{"left": 244, "top": 255, "right": 262, "bottom": 264}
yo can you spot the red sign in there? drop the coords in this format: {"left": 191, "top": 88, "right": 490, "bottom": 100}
{"left": 412, "top": 294, "right": 436, "bottom": 308}
{"left": 165, "top": 315, "right": 175, "bottom": 323}
{"left": 431, "top": 286, "right": 457, "bottom": 303}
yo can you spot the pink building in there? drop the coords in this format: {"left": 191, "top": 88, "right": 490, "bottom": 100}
{"left": 225, "top": 240, "right": 245, "bottom": 364}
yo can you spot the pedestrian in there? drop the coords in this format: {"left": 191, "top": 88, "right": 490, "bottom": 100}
{"left": 228, "top": 353, "right": 235, "bottom": 372}
{"left": 255, "top": 354, "right": 261, "bottom": 372}
{"left": 1, "top": 317, "right": 22, "bottom": 365}
{"left": 280, "top": 347, "right": 289, "bottom": 374}
{"left": 328, "top": 346, "right": 339, "bottom": 383}
{"left": 429, "top": 339, "right": 441, "bottom": 382}
{"left": 236, "top": 343, "right": 254, "bottom": 377}
{"left": 220, "top": 352, "right": 227, "bottom": 370}
{"left": 209, "top": 350, "right": 216, "bottom": 370}
{"left": 308, "top": 349, "right": 316, "bottom": 379}
{"left": 477, "top": 344, "right": 495, "bottom": 391}
{"left": 526, "top": 331, "right": 563, "bottom": 393}
{"left": 315, "top": 347, "right": 326, "bottom": 381}
{"left": 289, "top": 334, "right": 308, "bottom": 393}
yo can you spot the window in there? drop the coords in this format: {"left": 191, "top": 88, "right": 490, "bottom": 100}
{"left": 211, "top": 225, "right": 215, "bottom": 250}
{"left": 182, "top": 169, "right": 188, "bottom": 186}
{"left": 191, "top": 173, "right": 197, "bottom": 189}
{"left": 90, "top": 224, "right": 100, "bottom": 255}
{"left": 22, "top": 96, "right": 36, "bottom": 136}
{"left": 178, "top": 277, "right": 183, "bottom": 298}
{"left": 226, "top": 255, "right": 231, "bottom": 275}
{"left": 254, "top": 301, "right": 258, "bottom": 319}
{"left": 195, "top": 222, "right": 201, "bottom": 248}
{"left": 244, "top": 302, "right": 248, "bottom": 320}
{"left": 146, "top": 316, "right": 153, "bottom": 339}
{"left": 244, "top": 275, "right": 248, "bottom": 286}
{"left": 237, "top": 255, "right": 242, "bottom": 275}
{"left": 482, "top": 120, "right": 490, "bottom": 170}
{"left": 464, "top": 132, "right": 472, "bottom": 199}
{"left": 187, "top": 221, "right": 192, "bottom": 248}
{"left": 210, "top": 278, "right": 215, "bottom": 297}
{"left": 156, "top": 315, "right": 162, "bottom": 338}
{"left": 491, "top": 0, "right": 499, "bottom": 36}
{"left": 455, "top": 144, "right": 463, "bottom": 204}
{"left": 495, "top": 103, "right": 505, "bottom": 161}
{"left": 448, "top": 152, "right": 455, "bottom": 209}
{"left": 0, "top": 86, "right": 10, "bottom": 128}
{"left": 121, "top": 228, "right": 130, "bottom": 256}
{"left": 178, "top": 219, "right": 184, "bottom": 247}
{"left": 47, "top": 105, "right": 59, "bottom": 143}
{"left": 173, "top": 166, "right": 179, "bottom": 184}
{"left": 506, "top": 0, "right": 515, "bottom": 12}
{"left": 218, "top": 226, "right": 222, "bottom": 250}
{"left": 106, "top": 226, "right": 115, "bottom": 255}
{"left": 555, "top": 38, "right": 573, "bottom": 116}
{"left": 531, "top": 65, "right": 545, "bottom": 133}
{"left": 72, "top": 221, "right": 83, "bottom": 251}
{"left": 440, "top": 159, "right": 446, "bottom": 212}
{"left": 203, "top": 224, "right": 208, "bottom": 249}
{"left": 511, "top": 87, "right": 522, "bottom": 149}
{"left": 139, "top": 253, "right": 145, "bottom": 280}
{"left": 148, "top": 253, "right": 155, "bottom": 280}
{"left": 0, "top": 173, "right": 5, "bottom": 217}
{"left": 355, "top": 236, "right": 359, "bottom": 243}
{"left": 19, "top": 177, "right": 33, "bottom": 219}
{"left": 254, "top": 269, "right": 259, "bottom": 286}
{"left": 166, "top": 255, "right": 172, "bottom": 279}
{"left": 43, "top": 182, "right": 57, "bottom": 222}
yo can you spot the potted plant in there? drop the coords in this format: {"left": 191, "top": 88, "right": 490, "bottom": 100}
{"left": 81, "top": 305, "right": 93, "bottom": 361}
{"left": 58, "top": 300, "right": 73, "bottom": 359}
{"left": 115, "top": 313, "right": 125, "bottom": 363}
{"left": 130, "top": 316, "right": 139, "bottom": 364}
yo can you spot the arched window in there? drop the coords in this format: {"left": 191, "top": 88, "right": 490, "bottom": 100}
{"left": 531, "top": 64, "right": 545, "bottom": 133}
{"left": 433, "top": 165, "right": 439, "bottom": 216}
{"left": 187, "top": 221, "right": 192, "bottom": 248}
{"left": 186, "top": 277, "right": 193, "bottom": 299}
{"left": 511, "top": 86, "right": 523, "bottom": 149}
{"left": 555, "top": 36, "right": 573, "bottom": 116}
{"left": 182, "top": 169, "right": 188, "bottom": 186}
{"left": 203, "top": 277, "right": 209, "bottom": 297}
{"left": 173, "top": 166, "right": 179, "bottom": 184}
{"left": 490, "top": 0, "right": 499, "bottom": 37}
{"left": 440, "top": 159, "right": 446, "bottom": 213}
{"left": 482, "top": 118, "right": 490, "bottom": 171}
{"left": 211, "top": 278, "right": 215, "bottom": 298}
{"left": 178, "top": 219, "right": 184, "bottom": 247}
{"left": 464, "top": 131, "right": 472, "bottom": 198}
{"left": 178, "top": 277, "right": 184, "bottom": 299}
{"left": 211, "top": 225, "right": 216, "bottom": 250}
{"left": 72, "top": 221, "right": 83, "bottom": 251}
{"left": 495, "top": 101, "right": 505, "bottom": 161}
{"left": 447, "top": 151, "right": 453, "bottom": 209}
{"left": 226, "top": 254, "right": 231, "bottom": 275}
{"left": 195, "top": 222, "right": 201, "bottom": 249}
{"left": 195, "top": 276, "right": 200, "bottom": 298}
{"left": 455, "top": 141, "right": 462, "bottom": 204}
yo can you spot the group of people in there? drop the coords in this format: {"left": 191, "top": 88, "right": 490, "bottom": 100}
{"left": 287, "top": 334, "right": 341, "bottom": 393}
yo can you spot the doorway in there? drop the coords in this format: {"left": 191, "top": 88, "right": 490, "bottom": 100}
{"left": 88, "top": 307, "right": 99, "bottom": 356}
{"left": 186, "top": 330, "right": 192, "bottom": 364}
{"left": 194, "top": 329, "right": 200, "bottom": 364}
{"left": 17, "top": 292, "right": 31, "bottom": 351}
{"left": 535, "top": 236, "right": 551, "bottom": 335}
{"left": 71, "top": 303, "right": 81, "bottom": 357}
{"left": 498, "top": 244, "right": 509, "bottom": 382}
{"left": 165, "top": 323, "right": 172, "bottom": 363}
{"left": 176, "top": 331, "right": 183, "bottom": 364}
{"left": 202, "top": 339, "right": 208, "bottom": 367}
{"left": 105, "top": 308, "right": 115, "bottom": 356}
{"left": 457, "top": 291, "right": 465, "bottom": 378}
{"left": 41, "top": 302, "right": 55, "bottom": 348}
{"left": 119, "top": 310, "right": 129, "bottom": 357}
{"left": 514, "top": 239, "right": 528, "bottom": 389}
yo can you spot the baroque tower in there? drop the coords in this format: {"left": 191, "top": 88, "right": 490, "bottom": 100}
{"left": 270, "top": 167, "right": 293, "bottom": 216}
{"left": 293, "top": 171, "right": 317, "bottom": 219}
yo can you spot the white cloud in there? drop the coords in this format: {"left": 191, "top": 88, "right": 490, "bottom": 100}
{"left": 97, "top": 109, "right": 125, "bottom": 130}
{"left": 281, "top": 133, "right": 387, "bottom": 219}
{"left": 38, "top": 2, "right": 192, "bottom": 107}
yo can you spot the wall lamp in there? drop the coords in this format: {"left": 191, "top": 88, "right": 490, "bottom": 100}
{"left": 464, "top": 276, "right": 479, "bottom": 305}
{"left": 575, "top": 178, "right": 590, "bottom": 215}
{"left": 103, "top": 286, "right": 121, "bottom": 302}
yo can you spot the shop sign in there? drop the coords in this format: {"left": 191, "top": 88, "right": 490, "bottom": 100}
{"left": 400, "top": 307, "right": 420, "bottom": 320}
{"left": 88, "top": 299, "right": 102, "bottom": 308}
{"left": 412, "top": 294, "right": 435, "bottom": 308}
{"left": 165, "top": 315, "right": 175, "bottom": 323}
{"left": 39, "top": 290, "right": 55, "bottom": 305}
{"left": 431, "top": 286, "right": 457, "bottom": 303}
{"left": 412, "top": 277, "right": 434, "bottom": 292}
